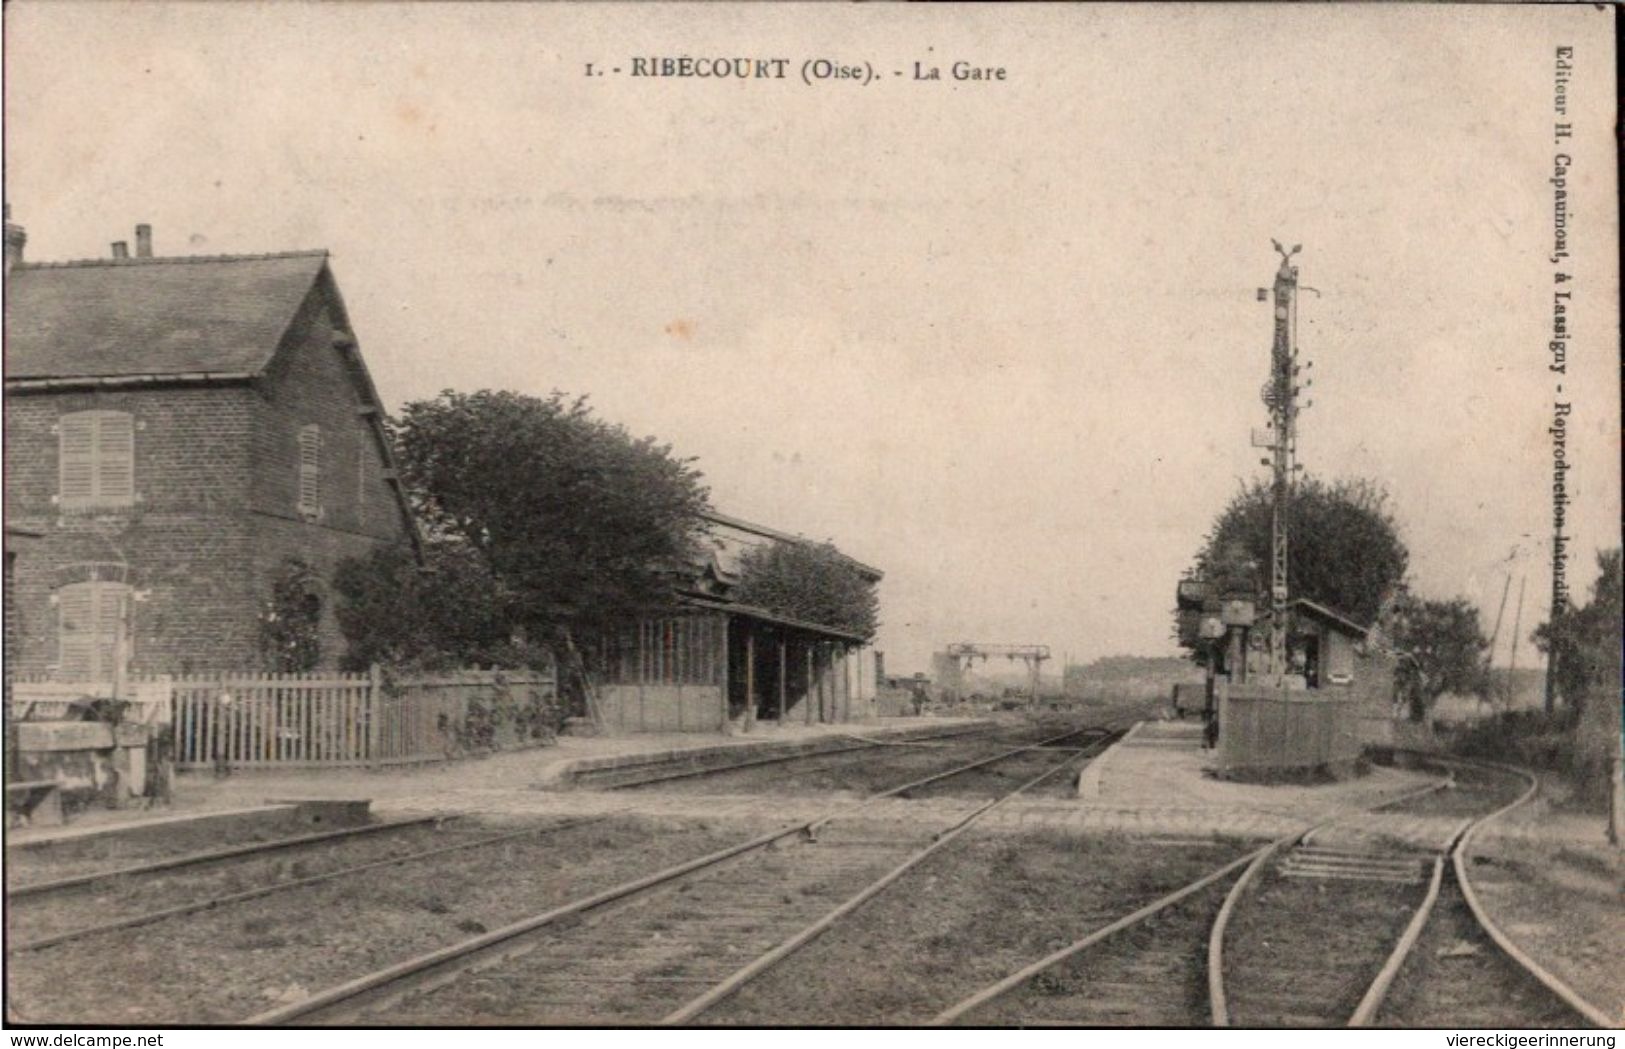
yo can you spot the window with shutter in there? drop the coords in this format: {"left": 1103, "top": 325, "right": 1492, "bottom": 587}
{"left": 59, "top": 411, "right": 135, "bottom": 510}
{"left": 297, "top": 425, "right": 322, "bottom": 519}
{"left": 56, "top": 581, "right": 130, "bottom": 682}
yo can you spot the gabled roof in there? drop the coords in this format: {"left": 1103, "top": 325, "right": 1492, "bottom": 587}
{"left": 4, "top": 248, "right": 424, "bottom": 561}
{"left": 698, "top": 510, "right": 883, "bottom": 582}
{"left": 4, "top": 252, "right": 332, "bottom": 385}
{"left": 1256, "top": 597, "right": 1371, "bottom": 639}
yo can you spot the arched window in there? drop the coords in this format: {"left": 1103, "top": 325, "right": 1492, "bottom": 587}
{"left": 58, "top": 410, "right": 135, "bottom": 510}
{"left": 57, "top": 580, "right": 131, "bottom": 682}
{"left": 297, "top": 424, "right": 322, "bottom": 519}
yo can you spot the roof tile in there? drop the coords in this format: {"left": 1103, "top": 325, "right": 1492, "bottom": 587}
{"left": 4, "top": 252, "right": 329, "bottom": 381}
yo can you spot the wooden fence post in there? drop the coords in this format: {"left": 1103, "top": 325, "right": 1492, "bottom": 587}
{"left": 367, "top": 663, "right": 382, "bottom": 767}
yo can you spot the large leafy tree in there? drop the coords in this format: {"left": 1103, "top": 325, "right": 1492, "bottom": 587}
{"left": 1187, "top": 475, "right": 1409, "bottom": 632}
{"left": 1532, "top": 547, "right": 1622, "bottom": 714}
{"left": 1388, "top": 596, "right": 1490, "bottom": 722}
{"left": 341, "top": 390, "right": 711, "bottom": 669}
{"left": 734, "top": 540, "right": 879, "bottom": 642}
{"left": 1532, "top": 549, "right": 1623, "bottom": 812}
{"left": 332, "top": 541, "right": 526, "bottom": 671}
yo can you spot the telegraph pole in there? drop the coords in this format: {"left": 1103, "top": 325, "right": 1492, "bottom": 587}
{"left": 1485, "top": 574, "right": 1512, "bottom": 704}
{"left": 1509, "top": 574, "right": 1527, "bottom": 701}
{"left": 1261, "top": 241, "right": 1306, "bottom": 675}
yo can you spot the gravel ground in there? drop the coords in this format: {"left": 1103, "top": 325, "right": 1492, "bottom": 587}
{"left": 901, "top": 745, "right": 1096, "bottom": 801}
{"left": 1461, "top": 839, "right": 1624, "bottom": 1025}
{"left": 6, "top": 818, "right": 554, "bottom": 944}
{"left": 1389, "top": 764, "right": 1528, "bottom": 820}
{"left": 619, "top": 723, "right": 1096, "bottom": 799}
{"left": 618, "top": 736, "right": 1020, "bottom": 796}
{"left": 1221, "top": 866, "right": 1422, "bottom": 1026}
{"left": 5, "top": 814, "right": 778, "bottom": 1026}
{"left": 703, "top": 830, "right": 1251, "bottom": 1026}
{"left": 969, "top": 878, "right": 1236, "bottom": 1026}
{"left": 4, "top": 812, "right": 330, "bottom": 883}
{"left": 1374, "top": 876, "right": 1581, "bottom": 1028}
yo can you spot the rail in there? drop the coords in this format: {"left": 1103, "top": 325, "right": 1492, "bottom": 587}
{"left": 7, "top": 815, "right": 445, "bottom": 898}
{"left": 9, "top": 815, "right": 613, "bottom": 953}
{"left": 662, "top": 727, "right": 1117, "bottom": 1023}
{"left": 933, "top": 765, "right": 1456, "bottom": 1026}
{"left": 1449, "top": 760, "right": 1613, "bottom": 1029}
{"left": 245, "top": 723, "right": 1116, "bottom": 1025}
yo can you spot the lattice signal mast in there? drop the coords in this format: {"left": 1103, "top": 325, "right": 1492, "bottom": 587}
{"left": 1257, "top": 240, "right": 1313, "bottom": 674}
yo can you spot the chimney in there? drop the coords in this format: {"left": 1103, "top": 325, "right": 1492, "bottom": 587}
{"left": 4, "top": 204, "right": 26, "bottom": 274}
{"left": 112, "top": 241, "right": 130, "bottom": 260}
{"left": 135, "top": 224, "right": 153, "bottom": 258}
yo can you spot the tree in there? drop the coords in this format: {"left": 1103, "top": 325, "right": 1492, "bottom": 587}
{"left": 734, "top": 540, "right": 879, "bottom": 642}
{"left": 1532, "top": 548, "right": 1622, "bottom": 713}
{"left": 1388, "top": 596, "right": 1490, "bottom": 722}
{"left": 1531, "top": 548, "right": 1621, "bottom": 816}
{"left": 391, "top": 389, "right": 711, "bottom": 647}
{"left": 258, "top": 559, "right": 323, "bottom": 672}
{"left": 1185, "top": 475, "right": 1408, "bottom": 639}
{"left": 332, "top": 541, "right": 530, "bottom": 672}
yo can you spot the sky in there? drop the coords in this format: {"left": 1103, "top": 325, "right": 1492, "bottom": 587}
{"left": 4, "top": 3, "right": 1618, "bottom": 674}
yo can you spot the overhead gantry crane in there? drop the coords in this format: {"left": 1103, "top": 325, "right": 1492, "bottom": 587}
{"left": 943, "top": 643, "right": 1051, "bottom": 706}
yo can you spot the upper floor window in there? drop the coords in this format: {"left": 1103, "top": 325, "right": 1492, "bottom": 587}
{"left": 57, "top": 579, "right": 131, "bottom": 682}
{"left": 297, "top": 424, "right": 322, "bottom": 520}
{"left": 58, "top": 410, "right": 135, "bottom": 511}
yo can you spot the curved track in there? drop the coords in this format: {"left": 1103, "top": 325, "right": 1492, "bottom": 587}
{"left": 1216, "top": 756, "right": 1607, "bottom": 1029}
{"left": 246, "top": 724, "right": 1121, "bottom": 1025}
{"left": 929, "top": 750, "right": 1609, "bottom": 1028}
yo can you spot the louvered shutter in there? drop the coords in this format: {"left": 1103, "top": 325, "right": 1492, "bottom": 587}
{"left": 95, "top": 413, "right": 135, "bottom": 503}
{"left": 59, "top": 414, "right": 97, "bottom": 507}
{"left": 57, "top": 581, "right": 131, "bottom": 682}
{"left": 97, "top": 585, "right": 123, "bottom": 682}
{"left": 297, "top": 425, "right": 321, "bottom": 518}
{"left": 58, "top": 411, "right": 135, "bottom": 509}
{"left": 57, "top": 583, "right": 98, "bottom": 680}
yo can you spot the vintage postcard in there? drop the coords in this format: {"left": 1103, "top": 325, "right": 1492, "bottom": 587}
{"left": 2, "top": 2, "right": 1619, "bottom": 1037}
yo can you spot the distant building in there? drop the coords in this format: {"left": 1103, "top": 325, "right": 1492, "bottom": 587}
{"left": 592, "top": 511, "right": 882, "bottom": 732}
{"left": 3, "top": 218, "right": 419, "bottom": 678}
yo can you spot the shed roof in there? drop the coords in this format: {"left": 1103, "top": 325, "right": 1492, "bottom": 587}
{"left": 4, "top": 252, "right": 330, "bottom": 383}
{"left": 1259, "top": 597, "right": 1371, "bottom": 639}
{"left": 698, "top": 510, "right": 883, "bottom": 582}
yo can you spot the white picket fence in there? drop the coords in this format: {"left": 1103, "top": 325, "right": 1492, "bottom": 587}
{"left": 12, "top": 668, "right": 558, "bottom": 770}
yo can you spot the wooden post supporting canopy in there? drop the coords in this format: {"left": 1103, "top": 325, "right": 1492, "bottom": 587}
{"left": 744, "top": 623, "right": 756, "bottom": 733}
{"left": 778, "top": 636, "right": 788, "bottom": 726}
{"left": 718, "top": 613, "right": 731, "bottom": 733}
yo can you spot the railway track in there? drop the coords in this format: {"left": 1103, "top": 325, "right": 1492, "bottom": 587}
{"left": 571, "top": 723, "right": 998, "bottom": 791}
{"left": 6, "top": 815, "right": 613, "bottom": 953}
{"left": 1217, "top": 756, "right": 1605, "bottom": 1028}
{"left": 245, "top": 723, "right": 1121, "bottom": 1025}
{"left": 928, "top": 752, "right": 1610, "bottom": 1028}
{"left": 6, "top": 814, "right": 446, "bottom": 896}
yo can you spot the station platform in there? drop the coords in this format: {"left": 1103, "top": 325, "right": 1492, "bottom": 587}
{"left": 3, "top": 716, "right": 989, "bottom": 842}
{"left": 1071, "top": 717, "right": 1440, "bottom": 840}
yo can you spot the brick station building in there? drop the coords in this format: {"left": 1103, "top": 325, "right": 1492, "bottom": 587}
{"left": 3, "top": 217, "right": 418, "bottom": 679}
